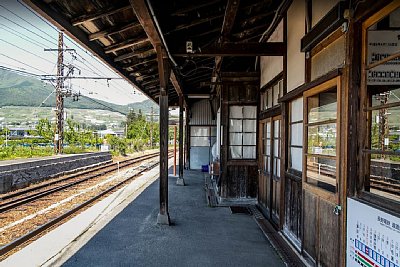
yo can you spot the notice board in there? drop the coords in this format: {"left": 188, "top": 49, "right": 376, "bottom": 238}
{"left": 347, "top": 198, "right": 400, "bottom": 267}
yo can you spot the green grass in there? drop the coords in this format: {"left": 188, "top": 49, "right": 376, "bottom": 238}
{"left": 0, "top": 144, "right": 99, "bottom": 160}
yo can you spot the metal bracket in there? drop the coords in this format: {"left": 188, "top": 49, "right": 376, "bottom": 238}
{"left": 333, "top": 205, "right": 342, "bottom": 216}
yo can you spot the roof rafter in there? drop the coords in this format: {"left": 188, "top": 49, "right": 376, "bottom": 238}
{"left": 167, "top": 14, "right": 224, "bottom": 35}
{"left": 88, "top": 22, "right": 142, "bottom": 41}
{"left": 213, "top": 0, "right": 241, "bottom": 92}
{"left": 114, "top": 48, "right": 155, "bottom": 62}
{"left": 71, "top": 5, "right": 132, "bottom": 26}
{"left": 171, "top": 0, "right": 223, "bottom": 16}
{"left": 104, "top": 35, "right": 149, "bottom": 54}
{"left": 173, "top": 42, "right": 286, "bottom": 57}
{"left": 130, "top": 0, "right": 185, "bottom": 103}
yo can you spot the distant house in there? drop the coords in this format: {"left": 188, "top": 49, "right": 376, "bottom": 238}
{"left": 8, "top": 127, "right": 35, "bottom": 138}
{"left": 98, "top": 129, "right": 124, "bottom": 138}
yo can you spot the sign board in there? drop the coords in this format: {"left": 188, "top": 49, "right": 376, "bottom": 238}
{"left": 347, "top": 198, "right": 400, "bottom": 267}
{"left": 100, "top": 144, "right": 109, "bottom": 152}
{"left": 367, "top": 30, "right": 400, "bottom": 85}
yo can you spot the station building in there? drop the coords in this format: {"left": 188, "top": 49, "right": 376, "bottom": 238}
{"left": 23, "top": 0, "right": 400, "bottom": 266}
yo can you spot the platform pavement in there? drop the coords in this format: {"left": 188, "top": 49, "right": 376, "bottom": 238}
{"left": 61, "top": 168, "right": 284, "bottom": 267}
{"left": 0, "top": 163, "right": 285, "bottom": 267}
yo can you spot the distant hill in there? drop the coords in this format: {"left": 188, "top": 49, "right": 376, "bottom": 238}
{"left": 0, "top": 69, "right": 158, "bottom": 115}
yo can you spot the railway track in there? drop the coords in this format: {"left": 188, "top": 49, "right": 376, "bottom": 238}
{"left": 0, "top": 151, "right": 165, "bottom": 212}
{"left": 0, "top": 152, "right": 173, "bottom": 257}
{"left": 370, "top": 178, "right": 400, "bottom": 196}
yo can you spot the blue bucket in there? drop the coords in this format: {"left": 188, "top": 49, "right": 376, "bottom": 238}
{"left": 201, "top": 165, "right": 209, "bottom": 172}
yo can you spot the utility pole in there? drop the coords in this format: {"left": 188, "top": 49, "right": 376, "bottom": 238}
{"left": 55, "top": 32, "right": 64, "bottom": 154}
{"left": 5, "top": 122, "right": 8, "bottom": 147}
{"left": 150, "top": 106, "right": 154, "bottom": 149}
{"left": 46, "top": 32, "right": 76, "bottom": 154}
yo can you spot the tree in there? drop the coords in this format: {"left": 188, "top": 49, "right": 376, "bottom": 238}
{"left": 36, "top": 118, "right": 53, "bottom": 141}
{"left": 126, "top": 109, "right": 136, "bottom": 125}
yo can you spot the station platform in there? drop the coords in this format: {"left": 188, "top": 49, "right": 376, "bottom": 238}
{"left": 0, "top": 153, "right": 72, "bottom": 167}
{"left": 1, "top": 164, "right": 285, "bottom": 267}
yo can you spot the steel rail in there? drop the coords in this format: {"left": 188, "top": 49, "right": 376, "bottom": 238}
{"left": 0, "top": 152, "right": 160, "bottom": 201}
{"left": 0, "top": 152, "right": 169, "bottom": 212}
{"left": 0, "top": 156, "right": 171, "bottom": 256}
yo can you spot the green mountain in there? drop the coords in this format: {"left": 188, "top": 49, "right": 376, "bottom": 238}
{"left": 0, "top": 69, "right": 158, "bottom": 115}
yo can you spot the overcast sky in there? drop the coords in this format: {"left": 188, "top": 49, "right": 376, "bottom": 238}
{"left": 0, "top": 0, "right": 148, "bottom": 105}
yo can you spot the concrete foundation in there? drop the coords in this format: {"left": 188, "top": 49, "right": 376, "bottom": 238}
{"left": 176, "top": 177, "right": 185, "bottom": 186}
{"left": 157, "top": 212, "right": 171, "bottom": 225}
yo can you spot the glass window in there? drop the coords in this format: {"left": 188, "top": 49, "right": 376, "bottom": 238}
{"left": 289, "top": 97, "right": 304, "bottom": 172}
{"left": 361, "top": 5, "right": 400, "bottom": 203}
{"left": 190, "top": 126, "right": 216, "bottom": 147}
{"left": 229, "top": 105, "right": 257, "bottom": 159}
{"left": 261, "top": 79, "right": 283, "bottom": 111}
{"left": 305, "top": 82, "right": 338, "bottom": 193}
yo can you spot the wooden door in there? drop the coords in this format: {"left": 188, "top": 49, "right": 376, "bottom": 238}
{"left": 258, "top": 119, "right": 271, "bottom": 210}
{"left": 302, "top": 77, "right": 342, "bottom": 266}
{"left": 258, "top": 116, "right": 281, "bottom": 225}
{"left": 271, "top": 116, "right": 282, "bottom": 225}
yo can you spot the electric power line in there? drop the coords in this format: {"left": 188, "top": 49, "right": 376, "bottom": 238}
{"left": 4, "top": 2, "right": 140, "bottom": 103}
{"left": 0, "top": 13, "right": 57, "bottom": 46}
{"left": 0, "top": 3, "right": 57, "bottom": 43}
{"left": 0, "top": 38, "right": 55, "bottom": 65}
{"left": 0, "top": 53, "right": 51, "bottom": 74}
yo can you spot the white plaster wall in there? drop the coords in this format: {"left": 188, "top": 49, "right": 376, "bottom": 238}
{"left": 287, "top": 0, "right": 305, "bottom": 92}
{"left": 312, "top": 0, "right": 339, "bottom": 27}
{"left": 260, "top": 20, "right": 284, "bottom": 88}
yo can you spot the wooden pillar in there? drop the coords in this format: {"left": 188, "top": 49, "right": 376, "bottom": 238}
{"left": 173, "top": 125, "right": 177, "bottom": 176}
{"left": 185, "top": 107, "right": 190, "bottom": 169}
{"left": 156, "top": 45, "right": 171, "bottom": 225}
{"left": 177, "top": 94, "right": 185, "bottom": 185}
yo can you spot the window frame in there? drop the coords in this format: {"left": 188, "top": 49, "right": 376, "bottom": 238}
{"left": 260, "top": 79, "right": 283, "bottom": 111}
{"left": 288, "top": 97, "right": 304, "bottom": 174}
{"left": 359, "top": 1, "right": 400, "bottom": 213}
{"left": 303, "top": 76, "right": 341, "bottom": 203}
{"left": 228, "top": 105, "right": 257, "bottom": 160}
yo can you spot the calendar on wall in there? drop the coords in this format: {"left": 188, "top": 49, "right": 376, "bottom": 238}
{"left": 347, "top": 198, "right": 400, "bottom": 267}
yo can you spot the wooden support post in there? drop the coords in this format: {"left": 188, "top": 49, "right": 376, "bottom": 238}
{"left": 177, "top": 94, "right": 185, "bottom": 185}
{"left": 173, "top": 125, "right": 177, "bottom": 176}
{"left": 156, "top": 45, "right": 171, "bottom": 225}
{"left": 185, "top": 107, "right": 190, "bottom": 169}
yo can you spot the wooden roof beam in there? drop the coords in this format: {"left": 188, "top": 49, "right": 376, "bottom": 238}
{"left": 105, "top": 35, "right": 149, "bottom": 54}
{"left": 171, "top": 0, "right": 223, "bottom": 16}
{"left": 130, "top": 0, "right": 185, "bottom": 102}
{"left": 88, "top": 22, "right": 142, "bottom": 41}
{"left": 213, "top": 0, "right": 240, "bottom": 92}
{"left": 221, "top": 0, "right": 240, "bottom": 39}
{"left": 114, "top": 48, "right": 155, "bottom": 62}
{"left": 167, "top": 14, "right": 224, "bottom": 34}
{"left": 124, "top": 60, "right": 158, "bottom": 71}
{"left": 172, "top": 42, "right": 286, "bottom": 57}
{"left": 141, "top": 79, "right": 159, "bottom": 86}
{"left": 130, "top": 0, "right": 162, "bottom": 46}
{"left": 136, "top": 74, "right": 158, "bottom": 82}
{"left": 129, "top": 68, "right": 158, "bottom": 77}
{"left": 131, "top": 57, "right": 157, "bottom": 67}
{"left": 71, "top": 5, "right": 132, "bottom": 26}
{"left": 21, "top": 0, "right": 152, "bottom": 103}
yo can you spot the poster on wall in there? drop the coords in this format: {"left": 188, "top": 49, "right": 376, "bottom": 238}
{"left": 367, "top": 30, "right": 400, "bottom": 85}
{"left": 347, "top": 198, "right": 400, "bottom": 267}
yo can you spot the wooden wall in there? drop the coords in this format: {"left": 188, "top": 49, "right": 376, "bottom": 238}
{"left": 303, "top": 191, "right": 340, "bottom": 266}
{"left": 220, "top": 79, "right": 259, "bottom": 199}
